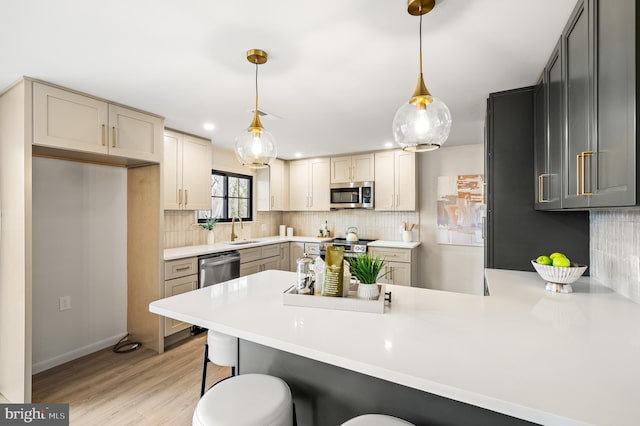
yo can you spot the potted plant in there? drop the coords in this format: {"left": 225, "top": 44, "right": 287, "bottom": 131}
{"left": 348, "top": 254, "right": 388, "bottom": 300}
{"left": 199, "top": 216, "right": 218, "bottom": 244}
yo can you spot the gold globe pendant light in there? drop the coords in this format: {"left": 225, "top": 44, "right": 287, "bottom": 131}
{"left": 235, "top": 49, "right": 277, "bottom": 168}
{"left": 393, "top": 0, "right": 452, "bottom": 152}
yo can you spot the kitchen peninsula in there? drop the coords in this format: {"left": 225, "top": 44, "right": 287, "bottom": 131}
{"left": 149, "top": 269, "right": 640, "bottom": 425}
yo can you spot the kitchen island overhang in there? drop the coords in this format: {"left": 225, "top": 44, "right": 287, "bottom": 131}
{"left": 150, "top": 269, "right": 640, "bottom": 426}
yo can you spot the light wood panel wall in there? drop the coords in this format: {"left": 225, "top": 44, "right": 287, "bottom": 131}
{"left": 127, "top": 165, "right": 163, "bottom": 353}
{"left": 0, "top": 80, "right": 33, "bottom": 402}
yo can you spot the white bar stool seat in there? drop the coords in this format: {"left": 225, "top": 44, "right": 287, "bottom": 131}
{"left": 341, "top": 414, "right": 415, "bottom": 425}
{"left": 193, "top": 373, "right": 293, "bottom": 426}
{"left": 207, "top": 330, "right": 237, "bottom": 367}
{"left": 201, "top": 330, "right": 238, "bottom": 397}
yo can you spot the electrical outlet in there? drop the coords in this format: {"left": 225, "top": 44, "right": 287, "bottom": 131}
{"left": 59, "top": 296, "right": 71, "bottom": 311}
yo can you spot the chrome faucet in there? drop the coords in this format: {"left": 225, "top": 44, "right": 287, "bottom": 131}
{"left": 230, "top": 216, "right": 243, "bottom": 241}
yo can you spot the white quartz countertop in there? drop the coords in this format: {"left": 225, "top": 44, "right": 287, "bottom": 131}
{"left": 164, "top": 237, "right": 420, "bottom": 260}
{"left": 149, "top": 268, "right": 640, "bottom": 425}
{"left": 164, "top": 236, "right": 332, "bottom": 260}
{"left": 367, "top": 240, "right": 421, "bottom": 249}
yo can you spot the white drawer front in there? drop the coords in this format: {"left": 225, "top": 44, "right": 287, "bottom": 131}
{"left": 369, "top": 248, "right": 411, "bottom": 263}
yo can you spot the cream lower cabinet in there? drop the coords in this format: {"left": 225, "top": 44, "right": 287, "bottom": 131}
{"left": 289, "top": 242, "right": 320, "bottom": 272}
{"left": 33, "top": 82, "right": 162, "bottom": 163}
{"left": 163, "top": 257, "right": 198, "bottom": 336}
{"left": 288, "top": 158, "right": 330, "bottom": 211}
{"left": 257, "top": 158, "right": 289, "bottom": 211}
{"left": 374, "top": 150, "right": 416, "bottom": 211}
{"left": 279, "top": 243, "right": 290, "bottom": 271}
{"left": 164, "top": 130, "right": 212, "bottom": 210}
{"left": 369, "top": 247, "right": 417, "bottom": 286}
{"left": 239, "top": 244, "right": 281, "bottom": 276}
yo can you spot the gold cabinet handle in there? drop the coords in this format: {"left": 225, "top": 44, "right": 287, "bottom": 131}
{"left": 538, "top": 174, "right": 551, "bottom": 202}
{"left": 112, "top": 126, "right": 117, "bottom": 148}
{"left": 577, "top": 151, "right": 594, "bottom": 196}
{"left": 271, "top": 195, "right": 274, "bottom": 208}
{"left": 101, "top": 124, "right": 106, "bottom": 146}
{"left": 178, "top": 189, "right": 182, "bottom": 206}
{"left": 184, "top": 189, "right": 188, "bottom": 206}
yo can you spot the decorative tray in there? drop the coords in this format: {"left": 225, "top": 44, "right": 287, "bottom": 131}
{"left": 282, "top": 284, "right": 391, "bottom": 314}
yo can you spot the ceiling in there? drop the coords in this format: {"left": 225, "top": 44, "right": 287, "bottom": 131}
{"left": 0, "top": 0, "right": 577, "bottom": 160}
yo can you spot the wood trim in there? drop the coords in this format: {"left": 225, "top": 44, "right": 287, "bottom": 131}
{"left": 127, "top": 165, "right": 163, "bottom": 353}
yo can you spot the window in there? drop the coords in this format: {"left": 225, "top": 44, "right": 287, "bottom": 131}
{"left": 197, "top": 170, "right": 252, "bottom": 223}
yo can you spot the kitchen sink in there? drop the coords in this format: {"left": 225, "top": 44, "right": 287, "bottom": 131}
{"left": 227, "top": 240, "right": 258, "bottom": 245}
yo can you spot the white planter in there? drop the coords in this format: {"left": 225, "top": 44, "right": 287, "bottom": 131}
{"left": 357, "top": 283, "right": 380, "bottom": 300}
{"left": 206, "top": 230, "right": 215, "bottom": 245}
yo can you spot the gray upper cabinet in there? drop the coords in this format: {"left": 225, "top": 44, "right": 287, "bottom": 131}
{"left": 537, "top": 0, "right": 637, "bottom": 209}
{"left": 562, "top": 0, "right": 592, "bottom": 208}
{"left": 535, "top": 40, "right": 563, "bottom": 210}
{"left": 590, "top": 0, "right": 636, "bottom": 206}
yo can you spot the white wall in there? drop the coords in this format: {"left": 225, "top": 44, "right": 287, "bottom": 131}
{"left": 32, "top": 157, "right": 127, "bottom": 373}
{"left": 418, "top": 144, "right": 485, "bottom": 295}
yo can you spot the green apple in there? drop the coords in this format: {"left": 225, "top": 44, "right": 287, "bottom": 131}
{"left": 536, "top": 255, "right": 552, "bottom": 265}
{"left": 549, "top": 252, "right": 566, "bottom": 260}
{"left": 552, "top": 256, "right": 571, "bottom": 267}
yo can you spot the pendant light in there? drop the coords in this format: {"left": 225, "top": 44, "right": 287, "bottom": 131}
{"left": 393, "top": 0, "right": 451, "bottom": 152}
{"left": 235, "top": 49, "right": 277, "bottom": 168}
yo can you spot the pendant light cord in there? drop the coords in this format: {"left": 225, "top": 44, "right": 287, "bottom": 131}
{"left": 419, "top": 14, "right": 423, "bottom": 75}
{"left": 254, "top": 63, "right": 259, "bottom": 113}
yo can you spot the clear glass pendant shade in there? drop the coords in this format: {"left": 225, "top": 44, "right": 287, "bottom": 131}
{"left": 235, "top": 126, "right": 277, "bottom": 169}
{"left": 393, "top": 95, "right": 452, "bottom": 152}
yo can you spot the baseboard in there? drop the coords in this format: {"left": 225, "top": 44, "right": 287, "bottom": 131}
{"left": 32, "top": 332, "right": 128, "bottom": 374}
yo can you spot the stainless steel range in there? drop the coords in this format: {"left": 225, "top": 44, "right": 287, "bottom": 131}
{"left": 320, "top": 238, "right": 376, "bottom": 258}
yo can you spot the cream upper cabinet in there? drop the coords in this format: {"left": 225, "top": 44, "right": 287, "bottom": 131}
{"left": 257, "top": 158, "right": 289, "bottom": 211}
{"left": 33, "top": 82, "right": 109, "bottom": 154}
{"left": 288, "top": 158, "right": 330, "bottom": 211}
{"left": 374, "top": 150, "right": 416, "bottom": 211}
{"left": 330, "top": 153, "right": 374, "bottom": 183}
{"left": 33, "top": 82, "right": 162, "bottom": 163}
{"left": 108, "top": 104, "right": 163, "bottom": 163}
{"left": 164, "top": 130, "right": 212, "bottom": 210}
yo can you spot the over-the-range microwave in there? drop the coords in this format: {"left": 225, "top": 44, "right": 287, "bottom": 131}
{"left": 330, "top": 181, "right": 374, "bottom": 209}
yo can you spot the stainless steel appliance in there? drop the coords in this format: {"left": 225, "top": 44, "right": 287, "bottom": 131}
{"left": 330, "top": 181, "right": 374, "bottom": 209}
{"left": 198, "top": 251, "right": 241, "bottom": 288}
{"left": 192, "top": 251, "right": 240, "bottom": 335}
{"left": 320, "top": 238, "right": 375, "bottom": 259}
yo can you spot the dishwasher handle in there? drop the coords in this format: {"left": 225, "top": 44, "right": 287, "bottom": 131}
{"left": 199, "top": 251, "right": 240, "bottom": 267}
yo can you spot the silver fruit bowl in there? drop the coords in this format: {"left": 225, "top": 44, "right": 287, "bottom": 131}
{"left": 530, "top": 260, "right": 588, "bottom": 294}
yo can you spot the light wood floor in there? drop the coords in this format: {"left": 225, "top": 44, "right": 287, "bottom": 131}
{"left": 32, "top": 334, "right": 230, "bottom": 425}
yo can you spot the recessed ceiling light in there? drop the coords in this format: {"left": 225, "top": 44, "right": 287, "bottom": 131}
{"left": 294, "top": 152, "right": 302, "bottom": 158}
{"left": 384, "top": 142, "right": 394, "bottom": 148}
{"left": 203, "top": 122, "right": 215, "bottom": 131}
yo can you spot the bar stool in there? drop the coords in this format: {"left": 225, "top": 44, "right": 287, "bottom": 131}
{"left": 341, "top": 414, "right": 415, "bottom": 425}
{"left": 201, "top": 330, "right": 238, "bottom": 397}
{"left": 193, "top": 373, "right": 293, "bottom": 426}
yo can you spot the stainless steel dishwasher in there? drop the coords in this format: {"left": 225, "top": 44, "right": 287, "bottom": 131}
{"left": 198, "top": 250, "right": 241, "bottom": 288}
{"left": 191, "top": 251, "right": 240, "bottom": 335}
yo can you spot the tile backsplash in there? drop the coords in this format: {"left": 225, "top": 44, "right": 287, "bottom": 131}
{"left": 282, "top": 210, "right": 419, "bottom": 241}
{"left": 590, "top": 208, "right": 640, "bottom": 303}
{"left": 164, "top": 210, "right": 283, "bottom": 248}
{"left": 164, "top": 210, "right": 420, "bottom": 248}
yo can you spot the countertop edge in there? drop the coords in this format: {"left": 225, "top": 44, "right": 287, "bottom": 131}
{"left": 165, "top": 237, "right": 421, "bottom": 260}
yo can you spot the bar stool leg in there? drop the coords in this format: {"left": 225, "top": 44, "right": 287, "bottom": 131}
{"left": 200, "top": 343, "right": 209, "bottom": 397}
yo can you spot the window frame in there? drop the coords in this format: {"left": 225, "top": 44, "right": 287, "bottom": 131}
{"left": 197, "top": 169, "right": 253, "bottom": 223}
